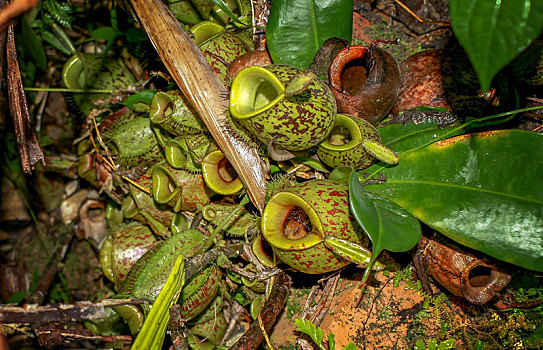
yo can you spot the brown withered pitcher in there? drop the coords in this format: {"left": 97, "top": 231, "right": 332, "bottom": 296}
{"left": 414, "top": 234, "right": 511, "bottom": 305}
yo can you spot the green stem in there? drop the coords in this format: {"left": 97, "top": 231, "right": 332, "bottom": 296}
{"left": 360, "top": 253, "right": 379, "bottom": 286}
{"left": 361, "top": 105, "right": 543, "bottom": 181}
{"left": 23, "top": 87, "right": 114, "bottom": 93}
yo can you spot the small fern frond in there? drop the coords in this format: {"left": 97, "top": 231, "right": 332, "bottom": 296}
{"left": 42, "top": 31, "right": 71, "bottom": 55}
{"left": 43, "top": 0, "right": 74, "bottom": 29}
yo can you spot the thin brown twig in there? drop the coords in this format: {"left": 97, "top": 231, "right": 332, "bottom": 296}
{"left": 36, "top": 326, "right": 133, "bottom": 344}
{"left": 0, "top": 299, "right": 149, "bottom": 324}
{"left": 89, "top": 114, "right": 152, "bottom": 195}
{"left": 312, "top": 273, "right": 341, "bottom": 326}
{"left": 220, "top": 301, "right": 245, "bottom": 346}
{"left": 393, "top": 0, "right": 424, "bottom": 22}
{"left": 0, "top": 1, "right": 6, "bottom": 90}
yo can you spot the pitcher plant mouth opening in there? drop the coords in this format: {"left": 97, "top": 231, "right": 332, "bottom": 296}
{"left": 202, "top": 150, "right": 243, "bottom": 195}
{"left": 190, "top": 20, "right": 225, "bottom": 46}
{"left": 329, "top": 46, "right": 369, "bottom": 95}
{"left": 150, "top": 92, "right": 175, "bottom": 124}
{"left": 262, "top": 192, "right": 324, "bottom": 251}
{"left": 217, "top": 156, "right": 237, "bottom": 183}
{"left": 165, "top": 139, "right": 189, "bottom": 169}
{"left": 62, "top": 54, "right": 94, "bottom": 89}
{"left": 230, "top": 66, "right": 285, "bottom": 119}
{"left": 152, "top": 165, "right": 181, "bottom": 204}
{"left": 319, "top": 114, "right": 362, "bottom": 151}
{"left": 283, "top": 206, "right": 313, "bottom": 240}
{"left": 252, "top": 235, "right": 277, "bottom": 268}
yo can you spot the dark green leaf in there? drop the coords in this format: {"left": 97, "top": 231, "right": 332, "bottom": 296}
{"left": 7, "top": 291, "right": 29, "bottom": 304}
{"left": 266, "top": 0, "right": 353, "bottom": 68}
{"left": 126, "top": 28, "right": 148, "bottom": 43}
{"left": 364, "top": 129, "right": 543, "bottom": 272}
{"left": 377, "top": 121, "right": 462, "bottom": 154}
{"left": 122, "top": 90, "right": 158, "bottom": 108}
{"left": 413, "top": 106, "right": 451, "bottom": 113}
{"left": 91, "top": 26, "right": 118, "bottom": 42}
{"left": 110, "top": 6, "right": 118, "bottom": 31}
{"left": 349, "top": 173, "right": 421, "bottom": 254}
{"left": 349, "top": 172, "right": 421, "bottom": 284}
{"left": 449, "top": 0, "right": 543, "bottom": 91}
{"left": 42, "top": 31, "right": 72, "bottom": 55}
{"left": 528, "top": 324, "right": 543, "bottom": 344}
{"left": 329, "top": 166, "right": 354, "bottom": 186}
{"left": 22, "top": 15, "right": 47, "bottom": 71}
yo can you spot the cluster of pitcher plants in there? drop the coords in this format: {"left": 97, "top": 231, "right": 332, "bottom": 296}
{"left": 63, "top": 0, "right": 543, "bottom": 348}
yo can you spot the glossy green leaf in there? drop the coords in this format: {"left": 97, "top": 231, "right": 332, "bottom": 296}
{"left": 132, "top": 254, "right": 185, "bottom": 350}
{"left": 449, "top": 0, "right": 543, "bottom": 91}
{"left": 266, "top": 0, "right": 353, "bottom": 68}
{"left": 122, "top": 90, "right": 158, "bottom": 108}
{"left": 91, "top": 26, "right": 118, "bottom": 41}
{"left": 377, "top": 121, "right": 462, "bottom": 154}
{"left": 364, "top": 129, "right": 543, "bottom": 272}
{"left": 349, "top": 173, "right": 421, "bottom": 254}
{"left": 350, "top": 172, "right": 421, "bottom": 284}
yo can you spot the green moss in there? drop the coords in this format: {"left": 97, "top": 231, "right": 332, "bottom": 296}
{"left": 352, "top": 21, "right": 422, "bottom": 62}
{"left": 286, "top": 298, "right": 303, "bottom": 319}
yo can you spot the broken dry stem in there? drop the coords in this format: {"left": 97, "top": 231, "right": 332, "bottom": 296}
{"left": 6, "top": 22, "right": 45, "bottom": 172}
{"left": 230, "top": 271, "right": 292, "bottom": 350}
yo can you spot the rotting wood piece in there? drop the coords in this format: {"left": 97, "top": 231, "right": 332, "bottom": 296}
{"left": 230, "top": 271, "right": 292, "bottom": 350}
{"left": 128, "top": 0, "right": 267, "bottom": 212}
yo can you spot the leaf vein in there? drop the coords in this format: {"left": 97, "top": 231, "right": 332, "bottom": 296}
{"left": 383, "top": 179, "right": 543, "bottom": 205}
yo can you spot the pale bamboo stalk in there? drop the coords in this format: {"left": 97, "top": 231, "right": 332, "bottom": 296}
{"left": 129, "top": 0, "right": 267, "bottom": 211}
